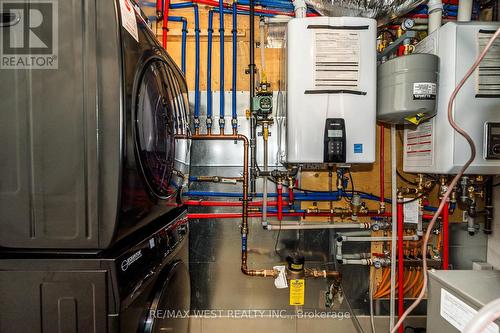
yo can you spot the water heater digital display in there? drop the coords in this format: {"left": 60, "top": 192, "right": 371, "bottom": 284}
{"left": 485, "top": 122, "right": 500, "bottom": 160}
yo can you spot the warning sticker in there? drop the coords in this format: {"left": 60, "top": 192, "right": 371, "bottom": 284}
{"left": 119, "top": 0, "right": 139, "bottom": 42}
{"left": 413, "top": 82, "right": 436, "bottom": 100}
{"left": 289, "top": 279, "right": 305, "bottom": 306}
{"left": 441, "top": 288, "right": 499, "bottom": 333}
{"left": 403, "top": 198, "right": 419, "bottom": 224}
{"left": 405, "top": 120, "right": 433, "bottom": 165}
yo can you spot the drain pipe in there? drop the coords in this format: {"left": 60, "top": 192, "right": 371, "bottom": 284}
{"left": 457, "top": 0, "right": 473, "bottom": 22}
{"left": 427, "top": 0, "right": 443, "bottom": 35}
{"left": 292, "top": 0, "right": 307, "bottom": 18}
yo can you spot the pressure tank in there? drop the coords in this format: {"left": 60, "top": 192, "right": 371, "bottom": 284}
{"left": 377, "top": 53, "right": 439, "bottom": 125}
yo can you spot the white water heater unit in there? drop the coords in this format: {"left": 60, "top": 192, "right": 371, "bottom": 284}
{"left": 403, "top": 22, "right": 500, "bottom": 174}
{"left": 286, "top": 17, "right": 377, "bottom": 165}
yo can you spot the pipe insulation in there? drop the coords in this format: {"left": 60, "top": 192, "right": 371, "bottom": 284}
{"left": 304, "top": 0, "right": 426, "bottom": 25}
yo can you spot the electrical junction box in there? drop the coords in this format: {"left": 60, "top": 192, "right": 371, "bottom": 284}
{"left": 427, "top": 270, "right": 500, "bottom": 333}
{"left": 285, "top": 17, "right": 377, "bottom": 165}
{"left": 403, "top": 22, "right": 500, "bottom": 174}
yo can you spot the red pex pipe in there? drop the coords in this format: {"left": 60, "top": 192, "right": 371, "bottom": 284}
{"left": 187, "top": 211, "right": 393, "bottom": 219}
{"left": 397, "top": 201, "right": 405, "bottom": 333}
{"left": 277, "top": 183, "right": 283, "bottom": 221}
{"left": 185, "top": 200, "right": 283, "bottom": 207}
{"left": 157, "top": 0, "right": 163, "bottom": 15}
{"left": 162, "top": 0, "right": 171, "bottom": 48}
{"left": 442, "top": 202, "right": 450, "bottom": 270}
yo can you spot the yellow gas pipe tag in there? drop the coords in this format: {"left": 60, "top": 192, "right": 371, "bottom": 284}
{"left": 289, "top": 279, "right": 305, "bottom": 306}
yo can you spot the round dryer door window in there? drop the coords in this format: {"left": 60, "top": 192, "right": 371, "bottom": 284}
{"left": 135, "top": 60, "right": 175, "bottom": 198}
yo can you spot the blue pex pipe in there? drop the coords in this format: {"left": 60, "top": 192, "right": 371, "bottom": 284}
{"left": 169, "top": 3, "right": 201, "bottom": 122}
{"left": 232, "top": 2, "right": 238, "bottom": 126}
{"left": 219, "top": 0, "right": 225, "bottom": 127}
{"left": 167, "top": 16, "right": 187, "bottom": 73}
{"left": 207, "top": 10, "right": 214, "bottom": 122}
{"left": 183, "top": 191, "right": 439, "bottom": 212}
{"left": 213, "top": 7, "right": 276, "bottom": 17}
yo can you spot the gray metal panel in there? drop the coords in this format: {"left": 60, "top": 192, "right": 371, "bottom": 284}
{"left": 0, "top": 0, "right": 120, "bottom": 248}
{"left": 0, "top": 270, "right": 108, "bottom": 333}
{"left": 97, "top": 0, "right": 125, "bottom": 248}
{"left": 427, "top": 270, "right": 500, "bottom": 333}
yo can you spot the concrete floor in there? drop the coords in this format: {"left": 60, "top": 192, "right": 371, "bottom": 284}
{"left": 189, "top": 316, "right": 426, "bottom": 333}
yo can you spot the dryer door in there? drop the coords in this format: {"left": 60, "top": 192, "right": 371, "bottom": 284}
{"left": 143, "top": 260, "right": 191, "bottom": 333}
{"left": 135, "top": 60, "right": 176, "bottom": 200}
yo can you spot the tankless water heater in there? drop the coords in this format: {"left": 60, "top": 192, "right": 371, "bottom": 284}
{"left": 286, "top": 17, "right": 377, "bottom": 165}
{"left": 403, "top": 22, "right": 500, "bottom": 174}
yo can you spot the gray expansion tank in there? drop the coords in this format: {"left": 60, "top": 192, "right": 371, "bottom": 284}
{"left": 377, "top": 53, "right": 439, "bottom": 125}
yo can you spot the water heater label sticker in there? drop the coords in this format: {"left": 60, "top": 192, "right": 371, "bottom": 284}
{"left": 477, "top": 32, "right": 500, "bottom": 96}
{"left": 119, "top": 0, "right": 139, "bottom": 42}
{"left": 441, "top": 288, "right": 499, "bottom": 333}
{"left": 413, "top": 82, "right": 436, "bottom": 100}
{"left": 403, "top": 199, "right": 419, "bottom": 224}
{"left": 313, "top": 30, "right": 360, "bottom": 90}
{"left": 405, "top": 121, "right": 433, "bottom": 165}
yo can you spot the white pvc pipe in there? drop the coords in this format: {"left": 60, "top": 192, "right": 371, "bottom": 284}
{"left": 390, "top": 124, "right": 397, "bottom": 329}
{"left": 342, "top": 259, "right": 372, "bottom": 265}
{"left": 266, "top": 223, "right": 370, "bottom": 230}
{"left": 259, "top": 19, "right": 266, "bottom": 77}
{"left": 458, "top": 0, "right": 473, "bottom": 22}
{"left": 262, "top": 134, "right": 268, "bottom": 226}
{"left": 341, "top": 235, "right": 419, "bottom": 242}
{"left": 428, "top": 0, "right": 443, "bottom": 35}
{"left": 292, "top": 0, "right": 306, "bottom": 18}
{"left": 463, "top": 298, "right": 500, "bottom": 333}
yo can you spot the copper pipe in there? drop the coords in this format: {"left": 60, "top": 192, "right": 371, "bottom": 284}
{"left": 305, "top": 269, "right": 342, "bottom": 279}
{"left": 187, "top": 132, "right": 340, "bottom": 280}
{"left": 188, "top": 133, "right": 276, "bottom": 277}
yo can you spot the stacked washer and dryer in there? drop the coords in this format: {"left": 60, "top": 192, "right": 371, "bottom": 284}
{"left": 0, "top": 0, "right": 191, "bottom": 332}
